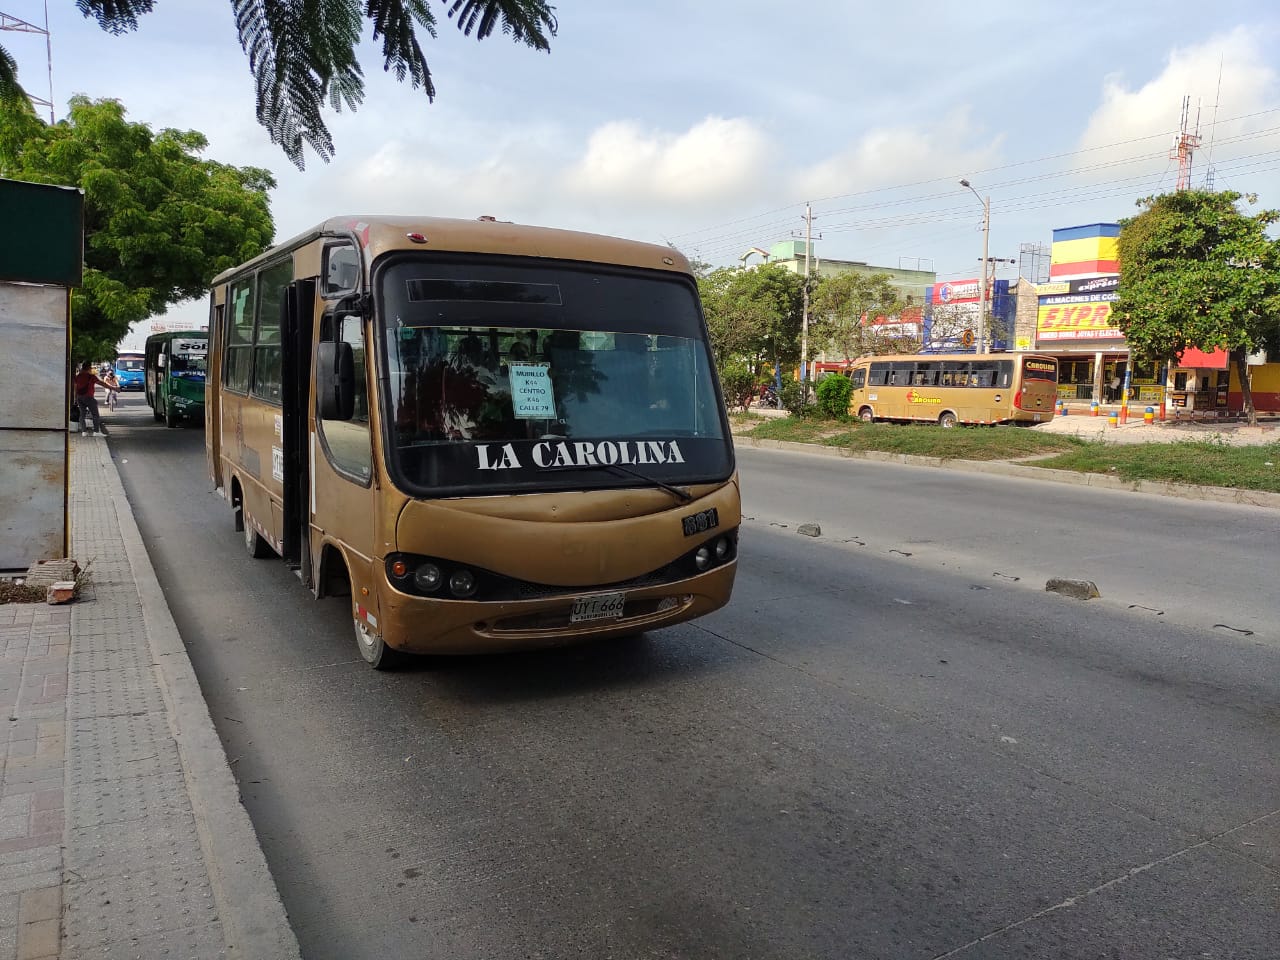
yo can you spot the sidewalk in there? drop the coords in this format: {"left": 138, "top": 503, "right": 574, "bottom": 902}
{"left": 0, "top": 436, "right": 300, "bottom": 959}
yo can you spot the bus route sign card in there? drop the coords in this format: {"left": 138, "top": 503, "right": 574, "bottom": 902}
{"left": 509, "top": 362, "right": 556, "bottom": 419}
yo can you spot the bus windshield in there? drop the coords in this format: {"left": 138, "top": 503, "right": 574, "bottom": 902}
{"left": 376, "top": 257, "right": 731, "bottom": 495}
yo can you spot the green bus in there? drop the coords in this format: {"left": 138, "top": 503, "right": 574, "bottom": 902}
{"left": 145, "top": 330, "right": 208, "bottom": 427}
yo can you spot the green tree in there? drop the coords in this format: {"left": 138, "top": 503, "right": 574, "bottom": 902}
{"left": 809, "top": 271, "right": 909, "bottom": 360}
{"left": 0, "top": 96, "right": 276, "bottom": 361}
{"left": 697, "top": 264, "right": 804, "bottom": 372}
{"left": 1113, "top": 189, "right": 1280, "bottom": 425}
{"left": 1, "top": 1, "right": 557, "bottom": 169}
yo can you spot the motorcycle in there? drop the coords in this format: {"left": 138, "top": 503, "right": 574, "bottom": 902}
{"left": 757, "top": 384, "right": 779, "bottom": 407}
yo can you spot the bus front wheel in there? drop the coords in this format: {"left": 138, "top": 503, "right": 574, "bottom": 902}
{"left": 939, "top": 412, "right": 958, "bottom": 428}
{"left": 165, "top": 401, "right": 178, "bottom": 428}
{"left": 354, "top": 615, "right": 409, "bottom": 671}
{"left": 858, "top": 407, "right": 874, "bottom": 423}
{"left": 152, "top": 404, "right": 163, "bottom": 423}
{"left": 243, "top": 514, "right": 272, "bottom": 558}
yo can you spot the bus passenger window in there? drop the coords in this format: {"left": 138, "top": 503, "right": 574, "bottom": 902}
{"left": 851, "top": 368, "right": 866, "bottom": 389}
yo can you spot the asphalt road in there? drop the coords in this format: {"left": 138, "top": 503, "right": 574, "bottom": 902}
{"left": 106, "top": 395, "right": 1280, "bottom": 960}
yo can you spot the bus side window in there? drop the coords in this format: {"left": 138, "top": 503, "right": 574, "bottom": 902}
{"left": 224, "top": 278, "right": 255, "bottom": 393}
{"left": 868, "top": 363, "right": 888, "bottom": 386}
{"left": 997, "top": 360, "right": 1013, "bottom": 388}
{"left": 851, "top": 367, "right": 866, "bottom": 389}
{"left": 318, "top": 313, "right": 372, "bottom": 482}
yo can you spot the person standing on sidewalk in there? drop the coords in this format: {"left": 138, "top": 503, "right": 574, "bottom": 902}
{"left": 73, "top": 360, "right": 112, "bottom": 436}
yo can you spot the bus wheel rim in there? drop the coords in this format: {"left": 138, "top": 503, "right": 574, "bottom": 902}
{"left": 355, "top": 618, "right": 376, "bottom": 651}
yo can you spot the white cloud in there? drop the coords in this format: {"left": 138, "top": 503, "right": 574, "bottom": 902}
{"left": 565, "top": 116, "right": 774, "bottom": 205}
{"left": 788, "top": 107, "right": 1005, "bottom": 199}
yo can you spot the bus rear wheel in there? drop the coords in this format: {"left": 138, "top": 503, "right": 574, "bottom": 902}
{"left": 939, "top": 412, "right": 958, "bottom": 428}
{"left": 858, "top": 407, "right": 874, "bottom": 423}
{"left": 354, "top": 615, "right": 409, "bottom": 671}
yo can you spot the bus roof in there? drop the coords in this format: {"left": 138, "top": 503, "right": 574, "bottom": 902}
{"left": 210, "top": 216, "right": 692, "bottom": 286}
{"left": 145, "top": 330, "right": 207, "bottom": 342}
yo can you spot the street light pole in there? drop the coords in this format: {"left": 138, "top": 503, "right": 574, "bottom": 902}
{"left": 960, "top": 180, "right": 989, "bottom": 354}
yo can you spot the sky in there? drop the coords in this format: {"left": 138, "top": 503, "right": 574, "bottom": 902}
{"left": 4, "top": 0, "right": 1280, "bottom": 351}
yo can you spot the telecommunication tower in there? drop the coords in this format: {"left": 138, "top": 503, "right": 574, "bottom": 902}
{"left": 1170, "top": 95, "right": 1202, "bottom": 192}
{"left": 0, "top": 4, "right": 53, "bottom": 122}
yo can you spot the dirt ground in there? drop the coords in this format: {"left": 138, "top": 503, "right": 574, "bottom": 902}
{"left": 1030, "top": 411, "right": 1280, "bottom": 446}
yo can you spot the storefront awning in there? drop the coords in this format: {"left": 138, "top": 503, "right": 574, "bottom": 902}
{"left": 1178, "top": 347, "right": 1228, "bottom": 369}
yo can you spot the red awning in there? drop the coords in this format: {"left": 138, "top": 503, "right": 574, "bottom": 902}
{"left": 1178, "top": 347, "right": 1228, "bottom": 369}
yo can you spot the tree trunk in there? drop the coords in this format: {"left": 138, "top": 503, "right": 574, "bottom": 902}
{"left": 1234, "top": 349, "right": 1257, "bottom": 426}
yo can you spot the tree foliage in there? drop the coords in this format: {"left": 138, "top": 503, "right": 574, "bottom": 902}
{"left": 697, "top": 264, "right": 804, "bottom": 370}
{"left": 0, "top": 96, "right": 276, "bottom": 361}
{"left": 809, "top": 271, "right": 911, "bottom": 359}
{"left": 1, "top": 1, "right": 558, "bottom": 169}
{"left": 1114, "top": 189, "right": 1280, "bottom": 424}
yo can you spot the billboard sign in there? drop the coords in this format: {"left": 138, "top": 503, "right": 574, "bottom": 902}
{"left": 1036, "top": 300, "right": 1122, "bottom": 341}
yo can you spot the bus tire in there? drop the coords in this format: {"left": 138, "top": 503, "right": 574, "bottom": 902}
{"left": 858, "top": 407, "right": 874, "bottom": 423}
{"left": 938, "top": 411, "right": 958, "bottom": 428}
{"left": 354, "top": 615, "right": 409, "bottom": 671}
{"left": 243, "top": 514, "right": 272, "bottom": 558}
{"left": 152, "top": 404, "right": 163, "bottom": 422}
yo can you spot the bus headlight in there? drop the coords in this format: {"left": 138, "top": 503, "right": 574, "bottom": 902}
{"left": 714, "top": 537, "right": 729, "bottom": 560}
{"left": 413, "top": 563, "right": 442, "bottom": 593}
{"left": 449, "top": 569, "right": 477, "bottom": 598}
{"left": 695, "top": 547, "right": 712, "bottom": 571}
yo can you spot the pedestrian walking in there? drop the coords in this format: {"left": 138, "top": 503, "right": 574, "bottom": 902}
{"left": 73, "top": 360, "right": 112, "bottom": 436}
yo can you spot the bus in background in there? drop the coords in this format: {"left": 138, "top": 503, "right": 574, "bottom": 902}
{"left": 114, "top": 351, "right": 144, "bottom": 390}
{"left": 145, "top": 331, "right": 208, "bottom": 427}
{"left": 206, "top": 215, "right": 739, "bottom": 669}
{"left": 846, "top": 353, "right": 1058, "bottom": 426}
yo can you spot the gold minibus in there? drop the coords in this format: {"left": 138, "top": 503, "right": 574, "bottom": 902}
{"left": 206, "top": 216, "right": 739, "bottom": 668}
{"left": 844, "top": 353, "right": 1058, "bottom": 426}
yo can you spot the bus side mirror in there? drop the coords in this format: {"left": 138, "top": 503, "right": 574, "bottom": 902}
{"left": 157, "top": 353, "right": 166, "bottom": 369}
{"left": 317, "top": 340, "right": 355, "bottom": 420}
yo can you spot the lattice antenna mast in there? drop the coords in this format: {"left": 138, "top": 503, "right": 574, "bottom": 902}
{"left": 1170, "top": 95, "right": 1202, "bottom": 192}
{"left": 0, "top": 4, "right": 54, "bottom": 122}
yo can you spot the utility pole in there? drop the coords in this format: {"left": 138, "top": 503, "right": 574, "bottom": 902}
{"left": 978, "top": 195, "right": 989, "bottom": 354}
{"left": 797, "top": 203, "right": 817, "bottom": 384}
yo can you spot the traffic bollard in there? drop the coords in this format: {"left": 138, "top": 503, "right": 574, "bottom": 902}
{"left": 1159, "top": 400, "right": 1166, "bottom": 421}
{"left": 1108, "top": 410, "right": 1119, "bottom": 427}
{"left": 1090, "top": 401, "right": 1099, "bottom": 417}
{"left": 1144, "top": 405, "right": 1155, "bottom": 424}
{"left": 1119, "top": 403, "right": 1129, "bottom": 424}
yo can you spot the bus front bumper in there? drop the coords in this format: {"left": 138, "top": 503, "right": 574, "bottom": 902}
{"left": 374, "top": 561, "right": 738, "bottom": 655}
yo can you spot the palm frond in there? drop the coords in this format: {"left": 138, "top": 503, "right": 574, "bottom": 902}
{"left": 445, "top": 0, "right": 557, "bottom": 49}
{"left": 74, "top": 0, "right": 156, "bottom": 35}
{"left": 365, "top": 0, "right": 437, "bottom": 96}
{"left": 0, "top": 45, "right": 35, "bottom": 113}
{"left": 233, "top": 0, "right": 364, "bottom": 168}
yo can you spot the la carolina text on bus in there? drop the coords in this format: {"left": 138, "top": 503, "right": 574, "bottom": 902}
{"left": 205, "top": 215, "right": 739, "bottom": 669}
{"left": 840, "top": 352, "right": 1059, "bottom": 427}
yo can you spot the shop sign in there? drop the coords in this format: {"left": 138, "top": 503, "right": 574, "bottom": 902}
{"left": 1036, "top": 282, "right": 1070, "bottom": 295}
{"left": 1036, "top": 301, "right": 1123, "bottom": 341}
{"left": 935, "top": 280, "right": 980, "bottom": 304}
{"left": 1039, "top": 292, "right": 1119, "bottom": 306}
{"left": 1069, "top": 276, "right": 1119, "bottom": 295}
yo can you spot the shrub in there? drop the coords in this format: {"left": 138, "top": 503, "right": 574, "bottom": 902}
{"left": 816, "top": 374, "right": 853, "bottom": 420}
{"left": 719, "top": 362, "right": 758, "bottom": 411}
{"left": 780, "top": 378, "right": 813, "bottom": 418}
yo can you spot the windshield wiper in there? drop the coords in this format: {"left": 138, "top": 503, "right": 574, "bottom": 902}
{"left": 545, "top": 462, "right": 694, "bottom": 503}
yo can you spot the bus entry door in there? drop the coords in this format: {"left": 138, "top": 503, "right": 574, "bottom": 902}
{"left": 281, "top": 279, "right": 315, "bottom": 583}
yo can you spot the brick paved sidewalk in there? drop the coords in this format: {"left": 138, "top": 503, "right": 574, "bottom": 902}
{"left": 0, "top": 437, "right": 299, "bottom": 960}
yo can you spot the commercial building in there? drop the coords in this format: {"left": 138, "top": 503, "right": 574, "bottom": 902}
{"left": 766, "top": 240, "right": 936, "bottom": 307}
{"left": 1027, "top": 223, "right": 1230, "bottom": 411}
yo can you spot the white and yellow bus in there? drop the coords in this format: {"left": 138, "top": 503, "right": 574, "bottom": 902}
{"left": 206, "top": 216, "right": 739, "bottom": 668}
{"left": 844, "top": 353, "right": 1058, "bottom": 426}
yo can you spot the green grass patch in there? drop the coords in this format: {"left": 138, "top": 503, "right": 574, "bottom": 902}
{"left": 736, "top": 416, "right": 1083, "bottom": 459}
{"left": 1033, "top": 441, "right": 1280, "bottom": 492}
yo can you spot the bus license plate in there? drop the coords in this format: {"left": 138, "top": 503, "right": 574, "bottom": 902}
{"left": 570, "top": 592, "right": 625, "bottom": 623}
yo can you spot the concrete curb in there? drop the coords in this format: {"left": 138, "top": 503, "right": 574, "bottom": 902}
{"left": 103, "top": 448, "right": 303, "bottom": 958}
{"left": 732, "top": 434, "right": 1280, "bottom": 510}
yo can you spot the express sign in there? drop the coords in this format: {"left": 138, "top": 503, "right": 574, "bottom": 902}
{"left": 1036, "top": 301, "right": 1122, "bottom": 341}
